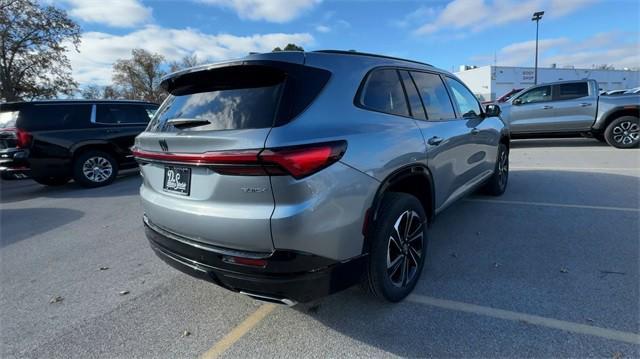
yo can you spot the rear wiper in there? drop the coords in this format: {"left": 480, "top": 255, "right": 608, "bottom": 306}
{"left": 166, "top": 118, "right": 211, "bottom": 129}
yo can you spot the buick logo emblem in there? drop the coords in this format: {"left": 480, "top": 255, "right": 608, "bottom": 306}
{"left": 159, "top": 139, "right": 169, "bottom": 152}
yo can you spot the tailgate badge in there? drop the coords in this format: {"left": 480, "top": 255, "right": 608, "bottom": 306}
{"left": 159, "top": 139, "right": 169, "bottom": 152}
{"left": 241, "top": 187, "right": 267, "bottom": 193}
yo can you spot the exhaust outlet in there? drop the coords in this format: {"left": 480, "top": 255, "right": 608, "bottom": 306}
{"left": 239, "top": 291, "right": 297, "bottom": 306}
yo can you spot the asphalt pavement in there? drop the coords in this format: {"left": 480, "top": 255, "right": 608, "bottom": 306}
{"left": 1, "top": 138, "right": 638, "bottom": 358}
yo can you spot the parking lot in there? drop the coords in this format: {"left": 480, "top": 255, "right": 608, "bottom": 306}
{"left": 1, "top": 138, "right": 638, "bottom": 358}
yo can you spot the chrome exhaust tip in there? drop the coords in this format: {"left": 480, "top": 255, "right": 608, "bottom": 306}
{"left": 239, "top": 291, "right": 297, "bottom": 307}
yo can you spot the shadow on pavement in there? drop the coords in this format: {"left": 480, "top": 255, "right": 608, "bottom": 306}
{"left": 0, "top": 171, "right": 141, "bottom": 204}
{"left": 291, "top": 170, "right": 639, "bottom": 357}
{"left": 0, "top": 207, "right": 85, "bottom": 247}
{"left": 510, "top": 138, "right": 609, "bottom": 148}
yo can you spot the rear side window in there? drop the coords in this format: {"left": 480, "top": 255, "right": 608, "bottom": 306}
{"left": 359, "top": 69, "right": 410, "bottom": 117}
{"left": 97, "top": 104, "right": 151, "bottom": 125}
{"left": 19, "top": 104, "right": 91, "bottom": 131}
{"left": 410, "top": 72, "right": 456, "bottom": 121}
{"left": 555, "top": 82, "right": 589, "bottom": 100}
{"left": 445, "top": 77, "right": 481, "bottom": 118}
{"left": 399, "top": 71, "right": 426, "bottom": 120}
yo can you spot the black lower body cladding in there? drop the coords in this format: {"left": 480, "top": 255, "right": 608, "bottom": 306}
{"left": 143, "top": 216, "right": 367, "bottom": 303}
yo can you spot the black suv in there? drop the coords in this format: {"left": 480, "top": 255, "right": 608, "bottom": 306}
{"left": 0, "top": 100, "right": 158, "bottom": 187}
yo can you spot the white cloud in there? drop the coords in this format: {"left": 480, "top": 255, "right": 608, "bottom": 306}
{"left": 315, "top": 25, "right": 331, "bottom": 33}
{"left": 197, "top": 0, "right": 321, "bottom": 23}
{"left": 60, "top": 0, "right": 152, "bottom": 28}
{"left": 413, "top": 0, "right": 597, "bottom": 35}
{"left": 67, "top": 26, "right": 314, "bottom": 85}
{"left": 471, "top": 31, "right": 639, "bottom": 69}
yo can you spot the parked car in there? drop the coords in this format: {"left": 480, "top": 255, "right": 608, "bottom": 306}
{"left": 624, "top": 87, "right": 640, "bottom": 95}
{"left": 603, "top": 89, "right": 628, "bottom": 96}
{"left": 0, "top": 100, "right": 158, "bottom": 186}
{"left": 500, "top": 79, "right": 640, "bottom": 148}
{"left": 482, "top": 88, "right": 523, "bottom": 105}
{"left": 133, "top": 50, "right": 510, "bottom": 305}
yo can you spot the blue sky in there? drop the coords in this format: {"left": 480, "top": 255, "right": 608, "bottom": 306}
{"left": 52, "top": 0, "right": 640, "bottom": 86}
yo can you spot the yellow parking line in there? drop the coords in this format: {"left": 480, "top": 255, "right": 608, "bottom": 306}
{"left": 408, "top": 295, "right": 640, "bottom": 345}
{"left": 467, "top": 198, "right": 639, "bottom": 212}
{"left": 200, "top": 303, "right": 277, "bottom": 359}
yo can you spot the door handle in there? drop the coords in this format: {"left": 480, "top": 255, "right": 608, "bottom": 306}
{"left": 580, "top": 103, "right": 592, "bottom": 107}
{"left": 428, "top": 136, "right": 444, "bottom": 146}
{"left": 471, "top": 128, "right": 480, "bottom": 135}
{"left": 542, "top": 105, "right": 554, "bottom": 110}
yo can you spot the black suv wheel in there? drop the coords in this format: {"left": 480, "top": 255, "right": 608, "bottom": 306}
{"left": 73, "top": 150, "right": 119, "bottom": 187}
{"left": 365, "top": 192, "right": 427, "bottom": 302}
{"left": 605, "top": 116, "right": 640, "bottom": 149}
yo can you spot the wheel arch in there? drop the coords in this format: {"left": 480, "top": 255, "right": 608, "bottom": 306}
{"left": 597, "top": 107, "right": 640, "bottom": 134}
{"left": 362, "top": 164, "right": 435, "bottom": 253}
{"left": 70, "top": 141, "right": 122, "bottom": 161}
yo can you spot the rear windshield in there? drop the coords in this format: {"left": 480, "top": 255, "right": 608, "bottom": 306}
{"left": 148, "top": 84, "right": 282, "bottom": 132}
{"left": 148, "top": 63, "right": 331, "bottom": 132}
{"left": 0, "top": 110, "right": 19, "bottom": 128}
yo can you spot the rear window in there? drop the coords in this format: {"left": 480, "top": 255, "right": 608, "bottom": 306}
{"left": 19, "top": 104, "right": 92, "bottom": 131}
{"left": 97, "top": 104, "right": 154, "bottom": 125}
{"left": 0, "top": 110, "right": 19, "bottom": 128}
{"left": 150, "top": 85, "right": 282, "bottom": 132}
{"left": 359, "top": 69, "right": 410, "bottom": 117}
{"left": 555, "top": 82, "right": 589, "bottom": 100}
{"left": 410, "top": 71, "right": 456, "bottom": 121}
{"left": 149, "top": 63, "right": 330, "bottom": 132}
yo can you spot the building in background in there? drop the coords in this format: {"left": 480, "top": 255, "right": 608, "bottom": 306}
{"left": 455, "top": 65, "right": 640, "bottom": 102}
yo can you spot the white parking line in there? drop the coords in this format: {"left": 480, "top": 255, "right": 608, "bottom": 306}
{"left": 467, "top": 198, "right": 639, "bottom": 212}
{"left": 408, "top": 295, "right": 640, "bottom": 345}
{"left": 511, "top": 166, "right": 640, "bottom": 172}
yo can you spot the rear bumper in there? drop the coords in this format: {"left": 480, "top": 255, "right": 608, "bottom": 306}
{"left": 144, "top": 216, "right": 367, "bottom": 303}
{"left": 0, "top": 149, "right": 30, "bottom": 179}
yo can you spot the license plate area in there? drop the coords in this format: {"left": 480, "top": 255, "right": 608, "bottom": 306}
{"left": 163, "top": 166, "right": 191, "bottom": 196}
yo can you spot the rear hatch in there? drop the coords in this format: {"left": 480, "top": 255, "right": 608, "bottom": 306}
{"left": 134, "top": 56, "right": 331, "bottom": 253}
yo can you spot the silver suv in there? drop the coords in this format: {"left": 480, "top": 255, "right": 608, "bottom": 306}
{"left": 133, "top": 50, "right": 510, "bottom": 305}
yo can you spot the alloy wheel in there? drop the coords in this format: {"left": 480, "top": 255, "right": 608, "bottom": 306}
{"left": 387, "top": 210, "right": 424, "bottom": 288}
{"left": 82, "top": 156, "right": 113, "bottom": 183}
{"left": 612, "top": 121, "right": 640, "bottom": 145}
{"left": 497, "top": 149, "right": 509, "bottom": 189}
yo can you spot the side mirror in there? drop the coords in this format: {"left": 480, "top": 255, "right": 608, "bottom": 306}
{"left": 512, "top": 98, "right": 522, "bottom": 105}
{"left": 485, "top": 104, "right": 501, "bottom": 117}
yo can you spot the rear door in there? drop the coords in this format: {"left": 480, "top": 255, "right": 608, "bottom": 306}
{"left": 550, "top": 82, "right": 597, "bottom": 131}
{"left": 406, "top": 70, "right": 476, "bottom": 210}
{"left": 135, "top": 62, "right": 330, "bottom": 252}
{"left": 507, "top": 85, "right": 555, "bottom": 133}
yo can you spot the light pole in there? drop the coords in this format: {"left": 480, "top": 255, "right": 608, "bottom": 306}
{"left": 531, "top": 11, "right": 544, "bottom": 85}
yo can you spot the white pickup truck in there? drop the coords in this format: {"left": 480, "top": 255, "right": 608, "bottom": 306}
{"left": 499, "top": 79, "right": 640, "bottom": 148}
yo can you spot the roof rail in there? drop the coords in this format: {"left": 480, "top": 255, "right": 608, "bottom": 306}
{"left": 313, "top": 50, "right": 433, "bottom": 67}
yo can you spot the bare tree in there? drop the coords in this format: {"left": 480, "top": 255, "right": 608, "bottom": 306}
{"left": 112, "top": 48, "right": 166, "bottom": 103}
{"left": 169, "top": 54, "right": 200, "bottom": 73}
{"left": 80, "top": 84, "right": 101, "bottom": 99}
{"left": 0, "top": 0, "right": 81, "bottom": 101}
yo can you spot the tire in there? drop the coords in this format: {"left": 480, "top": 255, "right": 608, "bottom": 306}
{"left": 604, "top": 116, "right": 640, "bottom": 149}
{"left": 33, "top": 176, "right": 70, "bottom": 186}
{"left": 365, "top": 192, "right": 427, "bottom": 302}
{"left": 482, "top": 143, "right": 509, "bottom": 196}
{"left": 73, "top": 150, "right": 119, "bottom": 188}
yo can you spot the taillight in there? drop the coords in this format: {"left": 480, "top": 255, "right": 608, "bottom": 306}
{"left": 259, "top": 141, "right": 347, "bottom": 179}
{"left": 132, "top": 141, "right": 347, "bottom": 179}
{"left": 16, "top": 129, "right": 32, "bottom": 148}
